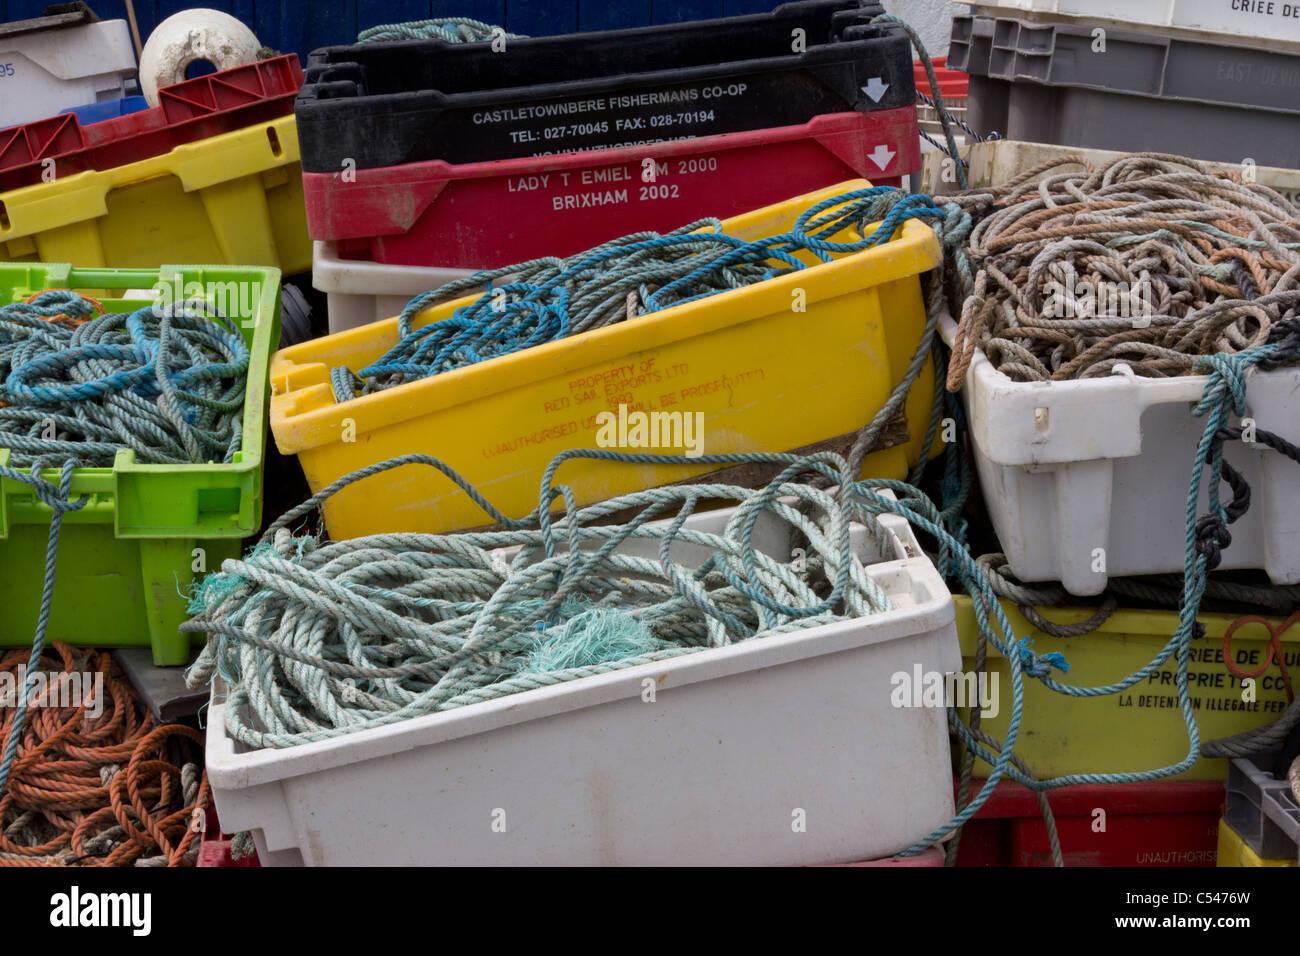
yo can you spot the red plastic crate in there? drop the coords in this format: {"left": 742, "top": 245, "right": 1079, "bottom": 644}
{"left": 955, "top": 780, "right": 1225, "bottom": 867}
{"left": 0, "top": 55, "right": 303, "bottom": 192}
{"left": 196, "top": 806, "right": 261, "bottom": 868}
{"left": 913, "top": 56, "right": 969, "bottom": 100}
{"left": 306, "top": 107, "right": 919, "bottom": 269}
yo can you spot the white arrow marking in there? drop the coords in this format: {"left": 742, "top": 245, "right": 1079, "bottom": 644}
{"left": 869, "top": 144, "right": 895, "bottom": 171}
{"left": 862, "top": 77, "right": 890, "bottom": 102}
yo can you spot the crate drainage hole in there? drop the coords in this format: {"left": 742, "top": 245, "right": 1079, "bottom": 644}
{"left": 0, "top": 200, "right": 9, "bottom": 231}
{"left": 266, "top": 126, "right": 283, "bottom": 158}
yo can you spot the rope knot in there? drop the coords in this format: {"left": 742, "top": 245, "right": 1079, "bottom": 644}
{"left": 1194, "top": 513, "right": 1233, "bottom": 570}
{"left": 1192, "top": 351, "right": 1251, "bottom": 416}
{"left": 1016, "top": 637, "right": 1070, "bottom": 678}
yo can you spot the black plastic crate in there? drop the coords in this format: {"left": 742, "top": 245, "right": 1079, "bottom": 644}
{"left": 294, "top": 0, "right": 916, "bottom": 172}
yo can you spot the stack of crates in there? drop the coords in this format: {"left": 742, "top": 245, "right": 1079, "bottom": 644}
{"left": 948, "top": 1, "right": 1300, "bottom": 166}
{"left": 0, "top": 54, "right": 310, "bottom": 273}
{"left": 296, "top": 0, "right": 923, "bottom": 332}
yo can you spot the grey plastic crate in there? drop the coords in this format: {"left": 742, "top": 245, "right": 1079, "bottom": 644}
{"left": 952, "top": 19, "right": 1300, "bottom": 167}
{"left": 951, "top": 13, "right": 1300, "bottom": 115}
{"left": 1224, "top": 754, "right": 1300, "bottom": 864}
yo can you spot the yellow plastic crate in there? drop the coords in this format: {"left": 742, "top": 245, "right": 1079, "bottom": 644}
{"left": 1217, "top": 819, "right": 1297, "bottom": 867}
{"left": 268, "top": 180, "right": 945, "bottom": 539}
{"left": 0, "top": 115, "right": 310, "bottom": 275}
{"left": 954, "top": 596, "right": 1300, "bottom": 781}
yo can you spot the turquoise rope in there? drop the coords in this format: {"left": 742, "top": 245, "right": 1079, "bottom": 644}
{"left": 357, "top": 18, "right": 524, "bottom": 44}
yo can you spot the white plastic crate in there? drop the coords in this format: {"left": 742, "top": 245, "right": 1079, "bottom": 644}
{"left": 313, "top": 241, "right": 479, "bottom": 334}
{"left": 205, "top": 496, "right": 960, "bottom": 866}
{"left": 940, "top": 311, "right": 1300, "bottom": 596}
{"left": 969, "top": 0, "right": 1300, "bottom": 50}
{"left": 0, "top": 19, "right": 137, "bottom": 129}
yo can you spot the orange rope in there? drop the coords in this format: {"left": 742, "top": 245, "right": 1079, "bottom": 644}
{"left": 0, "top": 642, "right": 210, "bottom": 866}
{"left": 1222, "top": 611, "right": 1297, "bottom": 704}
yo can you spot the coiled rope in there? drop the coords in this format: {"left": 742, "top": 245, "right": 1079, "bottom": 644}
{"left": 357, "top": 17, "right": 523, "bottom": 44}
{"left": 0, "top": 643, "right": 210, "bottom": 867}
{"left": 182, "top": 451, "right": 910, "bottom": 749}
{"left": 0, "top": 291, "right": 251, "bottom": 802}
{"left": 945, "top": 153, "right": 1300, "bottom": 386}
{"left": 0, "top": 292, "right": 249, "bottom": 467}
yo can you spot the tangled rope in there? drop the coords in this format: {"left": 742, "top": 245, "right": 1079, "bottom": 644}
{"left": 182, "top": 451, "right": 914, "bottom": 749}
{"left": 329, "top": 188, "right": 947, "bottom": 401}
{"left": 0, "top": 292, "right": 249, "bottom": 467}
{"left": 943, "top": 153, "right": 1300, "bottom": 387}
{"left": 0, "top": 290, "right": 252, "bottom": 803}
{"left": 357, "top": 17, "right": 524, "bottom": 44}
{"left": 0, "top": 643, "right": 209, "bottom": 866}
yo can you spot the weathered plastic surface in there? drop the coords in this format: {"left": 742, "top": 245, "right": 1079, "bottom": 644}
{"left": 940, "top": 311, "right": 1300, "bottom": 595}
{"left": 952, "top": 14, "right": 1300, "bottom": 165}
{"left": 295, "top": 0, "right": 915, "bottom": 170}
{"left": 0, "top": 56, "right": 303, "bottom": 191}
{"left": 308, "top": 109, "right": 919, "bottom": 267}
{"left": 972, "top": 0, "right": 1300, "bottom": 50}
{"left": 312, "top": 241, "right": 479, "bottom": 334}
{"left": 956, "top": 779, "right": 1225, "bottom": 866}
{"left": 0, "top": 18, "right": 137, "bottom": 128}
{"left": 206, "top": 501, "right": 961, "bottom": 866}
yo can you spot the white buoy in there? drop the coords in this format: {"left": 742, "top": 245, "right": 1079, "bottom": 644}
{"left": 138, "top": 9, "right": 262, "bottom": 106}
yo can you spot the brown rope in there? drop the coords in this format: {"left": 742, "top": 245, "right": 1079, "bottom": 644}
{"left": 943, "top": 154, "right": 1300, "bottom": 389}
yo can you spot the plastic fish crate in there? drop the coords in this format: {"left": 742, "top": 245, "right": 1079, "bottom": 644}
{"left": 312, "top": 109, "right": 918, "bottom": 268}
{"left": 0, "top": 16, "right": 136, "bottom": 129}
{"left": 59, "top": 95, "right": 149, "bottom": 127}
{"left": 204, "top": 498, "right": 960, "bottom": 866}
{"left": 938, "top": 311, "right": 1300, "bottom": 595}
{"left": 955, "top": 780, "right": 1225, "bottom": 866}
{"left": 196, "top": 805, "right": 260, "bottom": 867}
{"left": 1217, "top": 818, "right": 1297, "bottom": 867}
{"left": 952, "top": 597, "right": 1300, "bottom": 780}
{"left": 312, "top": 241, "right": 479, "bottom": 335}
{"left": 919, "top": 138, "right": 1300, "bottom": 209}
{"left": 0, "top": 262, "right": 281, "bottom": 666}
{"left": 0, "top": 114, "right": 312, "bottom": 276}
{"left": 1224, "top": 754, "right": 1300, "bottom": 863}
{"left": 0, "top": 56, "right": 304, "bottom": 192}
{"left": 295, "top": 0, "right": 915, "bottom": 171}
{"left": 949, "top": 14, "right": 1300, "bottom": 166}
{"left": 913, "top": 56, "right": 968, "bottom": 137}
{"left": 269, "top": 180, "right": 944, "bottom": 539}
{"left": 971, "top": 0, "right": 1300, "bottom": 51}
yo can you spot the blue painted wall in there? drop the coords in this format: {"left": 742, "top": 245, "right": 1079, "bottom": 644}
{"left": 0, "top": 1, "right": 782, "bottom": 59}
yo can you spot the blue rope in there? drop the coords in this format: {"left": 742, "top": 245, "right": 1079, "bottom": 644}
{"left": 330, "top": 188, "right": 946, "bottom": 402}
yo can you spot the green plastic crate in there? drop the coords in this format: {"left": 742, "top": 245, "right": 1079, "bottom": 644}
{"left": 0, "top": 263, "right": 281, "bottom": 665}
